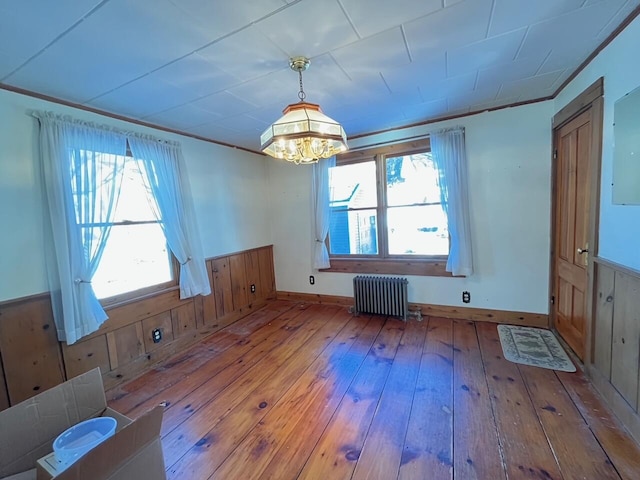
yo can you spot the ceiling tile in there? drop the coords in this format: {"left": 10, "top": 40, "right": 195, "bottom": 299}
{"left": 340, "top": 0, "right": 442, "bottom": 37}
{"left": 332, "top": 28, "right": 411, "bottom": 79}
{"left": 381, "top": 53, "right": 448, "bottom": 96}
{"left": 419, "top": 72, "right": 477, "bottom": 103}
{"left": 87, "top": 77, "right": 200, "bottom": 118}
{"left": 191, "top": 91, "right": 258, "bottom": 118}
{"left": 488, "top": 0, "right": 584, "bottom": 37}
{"left": 144, "top": 103, "right": 223, "bottom": 130}
{"left": 214, "top": 114, "right": 269, "bottom": 134}
{"left": 476, "top": 54, "right": 549, "bottom": 90}
{"left": 497, "top": 70, "right": 564, "bottom": 99}
{"left": 197, "top": 26, "right": 287, "bottom": 82}
{"left": 254, "top": 0, "right": 359, "bottom": 58}
{"left": 0, "top": 0, "right": 104, "bottom": 80}
{"left": 446, "top": 86, "right": 501, "bottom": 111}
{"left": 403, "top": 0, "right": 494, "bottom": 61}
{"left": 168, "top": 0, "right": 288, "bottom": 39}
{"left": 226, "top": 68, "right": 296, "bottom": 110}
{"left": 447, "top": 28, "right": 527, "bottom": 77}
{"left": 151, "top": 53, "right": 241, "bottom": 98}
{"left": 402, "top": 98, "right": 449, "bottom": 123}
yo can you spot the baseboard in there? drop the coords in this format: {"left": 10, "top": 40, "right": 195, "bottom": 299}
{"left": 275, "top": 291, "right": 549, "bottom": 328}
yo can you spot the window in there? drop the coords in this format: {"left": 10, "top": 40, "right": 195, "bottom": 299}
{"left": 326, "top": 139, "right": 450, "bottom": 276}
{"left": 76, "top": 152, "right": 175, "bottom": 302}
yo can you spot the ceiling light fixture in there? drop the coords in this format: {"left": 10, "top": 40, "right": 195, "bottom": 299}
{"left": 260, "top": 56, "right": 348, "bottom": 164}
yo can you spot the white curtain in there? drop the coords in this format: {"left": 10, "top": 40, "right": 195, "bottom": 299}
{"left": 430, "top": 127, "right": 474, "bottom": 276}
{"left": 36, "top": 112, "right": 127, "bottom": 344}
{"left": 128, "top": 136, "right": 211, "bottom": 298}
{"left": 311, "top": 156, "right": 336, "bottom": 269}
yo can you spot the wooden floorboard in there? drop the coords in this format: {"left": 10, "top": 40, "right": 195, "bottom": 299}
{"left": 106, "top": 301, "right": 640, "bottom": 480}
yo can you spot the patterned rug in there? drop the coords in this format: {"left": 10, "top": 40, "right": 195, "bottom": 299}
{"left": 497, "top": 325, "right": 576, "bottom": 372}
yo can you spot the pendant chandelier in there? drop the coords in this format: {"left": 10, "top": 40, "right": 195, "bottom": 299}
{"left": 260, "top": 56, "right": 348, "bottom": 165}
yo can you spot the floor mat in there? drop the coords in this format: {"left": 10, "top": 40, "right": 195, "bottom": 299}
{"left": 497, "top": 324, "right": 576, "bottom": 372}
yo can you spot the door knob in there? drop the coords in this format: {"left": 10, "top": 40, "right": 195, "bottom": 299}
{"left": 577, "top": 248, "right": 589, "bottom": 254}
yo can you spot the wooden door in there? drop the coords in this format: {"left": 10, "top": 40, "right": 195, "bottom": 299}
{"left": 553, "top": 109, "right": 594, "bottom": 360}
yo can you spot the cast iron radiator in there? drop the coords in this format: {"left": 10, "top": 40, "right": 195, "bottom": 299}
{"left": 352, "top": 275, "right": 409, "bottom": 321}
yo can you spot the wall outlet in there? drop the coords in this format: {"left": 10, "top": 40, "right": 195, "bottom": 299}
{"left": 462, "top": 291, "right": 471, "bottom": 303}
{"left": 250, "top": 284, "right": 256, "bottom": 293}
{"left": 152, "top": 328, "right": 162, "bottom": 343}
{"left": 309, "top": 275, "right": 315, "bottom": 285}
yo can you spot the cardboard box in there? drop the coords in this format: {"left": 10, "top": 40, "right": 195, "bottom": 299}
{"left": 0, "top": 368, "right": 166, "bottom": 480}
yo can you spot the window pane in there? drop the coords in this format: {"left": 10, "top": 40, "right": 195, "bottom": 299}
{"left": 112, "top": 160, "right": 158, "bottom": 222}
{"left": 386, "top": 152, "right": 441, "bottom": 206}
{"left": 329, "top": 208, "right": 378, "bottom": 255}
{"left": 387, "top": 205, "right": 448, "bottom": 255}
{"left": 329, "top": 161, "right": 377, "bottom": 209}
{"left": 91, "top": 223, "right": 172, "bottom": 299}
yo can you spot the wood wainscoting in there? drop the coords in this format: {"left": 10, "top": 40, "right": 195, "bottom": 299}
{"left": 0, "top": 245, "right": 275, "bottom": 408}
{"left": 276, "top": 291, "right": 549, "bottom": 328}
{"left": 591, "top": 257, "right": 640, "bottom": 443}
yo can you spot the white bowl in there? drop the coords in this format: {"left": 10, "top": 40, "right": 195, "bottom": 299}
{"left": 53, "top": 416, "right": 117, "bottom": 464}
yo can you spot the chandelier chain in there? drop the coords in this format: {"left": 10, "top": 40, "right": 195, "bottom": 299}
{"left": 298, "top": 69, "right": 306, "bottom": 101}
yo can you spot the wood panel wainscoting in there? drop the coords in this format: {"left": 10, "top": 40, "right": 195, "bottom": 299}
{"left": 276, "top": 291, "right": 549, "bottom": 328}
{"left": 591, "top": 257, "right": 640, "bottom": 444}
{"left": 0, "top": 245, "right": 275, "bottom": 408}
{"left": 105, "top": 302, "right": 640, "bottom": 479}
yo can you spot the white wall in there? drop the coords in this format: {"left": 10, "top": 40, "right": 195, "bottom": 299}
{"left": 269, "top": 101, "right": 555, "bottom": 314}
{"left": 0, "top": 88, "right": 272, "bottom": 301}
{"left": 555, "top": 14, "right": 640, "bottom": 271}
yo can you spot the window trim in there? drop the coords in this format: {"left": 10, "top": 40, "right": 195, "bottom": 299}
{"left": 325, "top": 138, "right": 455, "bottom": 277}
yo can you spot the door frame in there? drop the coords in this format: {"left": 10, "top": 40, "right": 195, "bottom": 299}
{"left": 549, "top": 78, "right": 604, "bottom": 367}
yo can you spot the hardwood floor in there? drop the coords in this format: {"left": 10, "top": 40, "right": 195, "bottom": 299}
{"left": 106, "top": 300, "right": 640, "bottom": 479}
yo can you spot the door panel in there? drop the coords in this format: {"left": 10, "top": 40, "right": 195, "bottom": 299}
{"left": 553, "top": 109, "right": 593, "bottom": 360}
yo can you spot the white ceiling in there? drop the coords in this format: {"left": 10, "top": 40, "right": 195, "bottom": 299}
{"left": 1, "top": 0, "right": 638, "bottom": 152}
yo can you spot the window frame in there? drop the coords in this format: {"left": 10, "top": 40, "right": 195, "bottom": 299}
{"left": 321, "top": 138, "right": 453, "bottom": 277}
{"left": 80, "top": 150, "right": 179, "bottom": 308}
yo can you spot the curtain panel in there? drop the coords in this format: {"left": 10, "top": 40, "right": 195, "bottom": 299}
{"left": 128, "top": 136, "right": 211, "bottom": 298}
{"left": 430, "top": 127, "right": 474, "bottom": 276}
{"left": 36, "top": 112, "right": 128, "bottom": 344}
{"left": 311, "top": 156, "right": 336, "bottom": 269}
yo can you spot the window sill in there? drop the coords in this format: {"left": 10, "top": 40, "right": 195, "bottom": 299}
{"left": 101, "top": 283, "right": 180, "bottom": 311}
{"left": 320, "top": 258, "right": 459, "bottom": 277}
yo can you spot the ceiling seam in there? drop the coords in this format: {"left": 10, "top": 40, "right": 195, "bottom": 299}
{"left": 335, "top": 0, "right": 362, "bottom": 39}
{"left": 400, "top": 25, "right": 413, "bottom": 63}
{"left": 485, "top": 0, "right": 497, "bottom": 39}
{"left": 534, "top": 50, "right": 554, "bottom": 77}
{"left": 513, "top": 26, "right": 530, "bottom": 61}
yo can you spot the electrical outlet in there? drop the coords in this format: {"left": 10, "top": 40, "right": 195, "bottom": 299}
{"left": 309, "top": 275, "right": 315, "bottom": 285}
{"left": 152, "top": 328, "right": 162, "bottom": 343}
{"left": 462, "top": 291, "right": 471, "bottom": 303}
{"left": 250, "top": 284, "right": 256, "bottom": 293}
